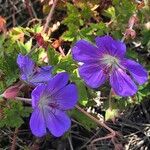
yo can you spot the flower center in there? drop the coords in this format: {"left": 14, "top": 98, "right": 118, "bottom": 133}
{"left": 101, "top": 54, "right": 119, "bottom": 68}
{"left": 38, "top": 95, "right": 50, "bottom": 109}
{"left": 38, "top": 95, "right": 59, "bottom": 112}
{"left": 49, "top": 102, "right": 59, "bottom": 109}
{"left": 100, "top": 54, "right": 120, "bottom": 74}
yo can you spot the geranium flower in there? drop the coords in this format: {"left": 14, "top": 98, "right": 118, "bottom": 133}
{"left": 30, "top": 72, "right": 78, "bottom": 137}
{"left": 17, "top": 54, "right": 53, "bottom": 86}
{"left": 72, "top": 35, "right": 148, "bottom": 96}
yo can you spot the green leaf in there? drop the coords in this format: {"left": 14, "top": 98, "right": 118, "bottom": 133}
{"left": 80, "top": 22, "right": 107, "bottom": 40}
{"left": 0, "top": 101, "right": 31, "bottom": 128}
{"left": 62, "top": 25, "right": 79, "bottom": 42}
{"left": 53, "top": 55, "right": 77, "bottom": 74}
{"left": 126, "top": 48, "right": 138, "bottom": 59}
{"left": 81, "top": 5, "right": 92, "bottom": 21}
{"left": 75, "top": 80, "right": 88, "bottom": 106}
{"left": 0, "top": 35, "right": 5, "bottom": 48}
{"left": 47, "top": 47, "right": 59, "bottom": 66}
{"left": 138, "top": 83, "right": 150, "bottom": 97}
{"left": 18, "top": 38, "right": 32, "bottom": 54}
{"left": 113, "top": 0, "right": 136, "bottom": 24}
{"left": 24, "top": 39, "right": 32, "bottom": 52}
{"left": 62, "top": 30, "right": 76, "bottom": 42}
{"left": 63, "top": 3, "right": 81, "bottom": 27}
{"left": 70, "top": 109, "right": 96, "bottom": 130}
{"left": 104, "top": 6, "right": 116, "bottom": 19}
{"left": 33, "top": 24, "right": 43, "bottom": 33}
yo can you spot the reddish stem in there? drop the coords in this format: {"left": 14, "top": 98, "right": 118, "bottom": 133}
{"left": 11, "top": 128, "right": 19, "bottom": 150}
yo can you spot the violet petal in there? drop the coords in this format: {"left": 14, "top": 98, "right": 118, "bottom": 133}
{"left": 45, "top": 72, "right": 69, "bottom": 95}
{"left": 122, "top": 59, "right": 148, "bottom": 85}
{"left": 79, "top": 63, "right": 106, "bottom": 88}
{"left": 45, "top": 109, "right": 71, "bottom": 137}
{"left": 30, "top": 66, "right": 53, "bottom": 86}
{"left": 95, "top": 35, "right": 126, "bottom": 58}
{"left": 17, "top": 54, "right": 34, "bottom": 76}
{"left": 29, "top": 107, "right": 46, "bottom": 137}
{"left": 72, "top": 40, "right": 102, "bottom": 63}
{"left": 53, "top": 84, "right": 78, "bottom": 110}
{"left": 31, "top": 84, "right": 46, "bottom": 108}
{"left": 110, "top": 68, "right": 137, "bottom": 96}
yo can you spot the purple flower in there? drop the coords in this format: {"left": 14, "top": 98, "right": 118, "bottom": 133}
{"left": 72, "top": 35, "right": 148, "bottom": 96}
{"left": 30, "top": 72, "right": 78, "bottom": 137}
{"left": 17, "top": 54, "right": 53, "bottom": 86}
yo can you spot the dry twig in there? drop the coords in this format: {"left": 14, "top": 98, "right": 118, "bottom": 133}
{"left": 43, "top": 0, "right": 59, "bottom": 33}
{"left": 10, "top": 128, "right": 19, "bottom": 150}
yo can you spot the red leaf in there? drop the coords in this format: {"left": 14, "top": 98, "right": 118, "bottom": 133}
{"left": 0, "top": 16, "right": 6, "bottom": 32}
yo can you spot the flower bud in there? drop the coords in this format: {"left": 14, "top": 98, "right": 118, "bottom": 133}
{"left": 125, "top": 28, "right": 136, "bottom": 39}
{"left": 2, "top": 85, "right": 21, "bottom": 99}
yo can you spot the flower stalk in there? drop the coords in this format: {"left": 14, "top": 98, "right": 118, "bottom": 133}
{"left": 15, "top": 97, "right": 31, "bottom": 102}
{"left": 108, "top": 88, "right": 113, "bottom": 110}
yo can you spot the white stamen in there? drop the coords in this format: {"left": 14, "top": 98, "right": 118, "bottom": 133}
{"left": 38, "top": 95, "right": 50, "bottom": 109}
{"left": 101, "top": 54, "right": 120, "bottom": 69}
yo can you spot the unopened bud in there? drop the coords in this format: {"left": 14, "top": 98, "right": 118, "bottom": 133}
{"left": 2, "top": 85, "right": 21, "bottom": 99}
{"left": 125, "top": 28, "right": 136, "bottom": 39}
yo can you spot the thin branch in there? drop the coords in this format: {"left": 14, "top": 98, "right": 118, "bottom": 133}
{"left": 43, "top": 0, "right": 59, "bottom": 33}
{"left": 26, "top": 0, "right": 58, "bottom": 56}
{"left": 75, "top": 105, "right": 115, "bottom": 134}
{"left": 25, "top": 0, "right": 37, "bottom": 18}
{"left": 68, "top": 136, "right": 74, "bottom": 150}
{"left": 11, "top": 128, "right": 19, "bottom": 150}
{"left": 1, "top": 129, "right": 24, "bottom": 149}
{"left": 79, "top": 130, "right": 101, "bottom": 150}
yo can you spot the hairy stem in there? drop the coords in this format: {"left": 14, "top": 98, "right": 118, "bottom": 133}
{"left": 15, "top": 97, "right": 31, "bottom": 102}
